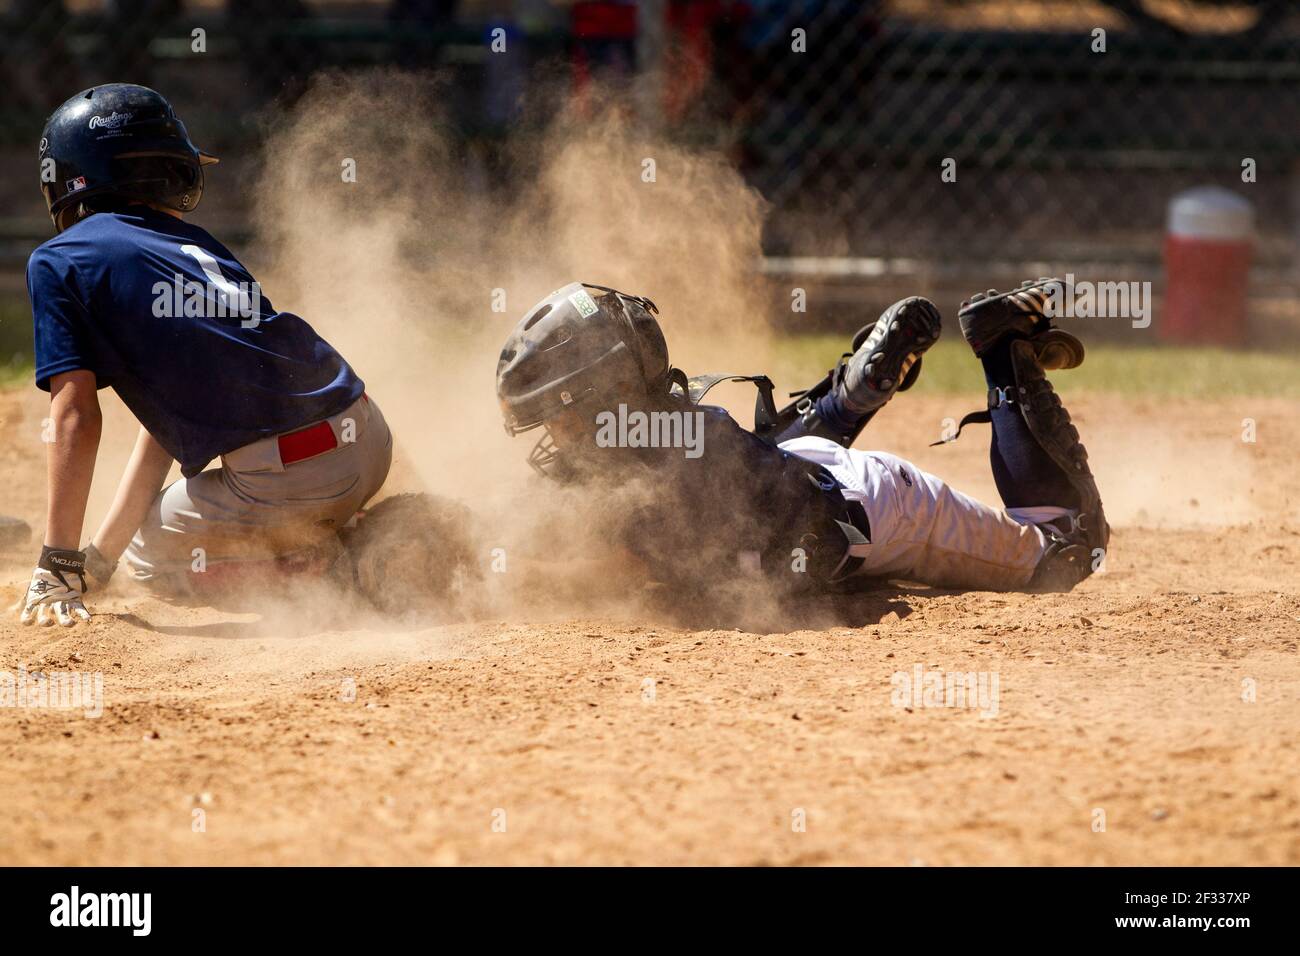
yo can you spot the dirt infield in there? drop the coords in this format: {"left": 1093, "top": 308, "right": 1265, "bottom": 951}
{"left": 1, "top": 384, "right": 1297, "bottom": 866}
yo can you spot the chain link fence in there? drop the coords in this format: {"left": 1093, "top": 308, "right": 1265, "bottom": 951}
{"left": 704, "top": 0, "right": 1300, "bottom": 268}
{"left": 1, "top": 1, "right": 1297, "bottom": 273}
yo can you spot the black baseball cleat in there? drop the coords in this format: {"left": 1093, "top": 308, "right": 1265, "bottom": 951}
{"left": 958, "top": 278, "right": 1085, "bottom": 371}
{"left": 837, "top": 296, "right": 943, "bottom": 416}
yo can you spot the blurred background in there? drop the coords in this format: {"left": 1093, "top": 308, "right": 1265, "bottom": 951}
{"left": 1, "top": 0, "right": 1299, "bottom": 370}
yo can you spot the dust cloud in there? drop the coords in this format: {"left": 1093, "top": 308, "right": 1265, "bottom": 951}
{"left": 240, "top": 69, "right": 780, "bottom": 623}
{"left": 247, "top": 70, "right": 771, "bottom": 489}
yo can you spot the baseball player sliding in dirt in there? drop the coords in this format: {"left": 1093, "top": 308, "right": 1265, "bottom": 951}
{"left": 16, "top": 84, "right": 392, "bottom": 626}
{"left": 496, "top": 282, "right": 1108, "bottom": 594}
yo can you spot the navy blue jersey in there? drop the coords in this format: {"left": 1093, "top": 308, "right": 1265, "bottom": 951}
{"left": 27, "top": 206, "right": 363, "bottom": 476}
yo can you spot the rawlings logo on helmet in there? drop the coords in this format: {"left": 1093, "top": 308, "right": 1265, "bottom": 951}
{"left": 88, "top": 111, "right": 133, "bottom": 130}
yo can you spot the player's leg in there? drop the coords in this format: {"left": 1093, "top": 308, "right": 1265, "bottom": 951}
{"left": 123, "top": 469, "right": 328, "bottom": 591}
{"left": 772, "top": 296, "right": 942, "bottom": 446}
{"left": 955, "top": 279, "right": 1107, "bottom": 589}
{"left": 779, "top": 438, "right": 1047, "bottom": 590}
{"left": 124, "top": 396, "right": 393, "bottom": 593}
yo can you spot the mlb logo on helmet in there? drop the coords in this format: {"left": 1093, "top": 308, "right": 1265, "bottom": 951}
{"left": 66, "top": 176, "right": 87, "bottom": 192}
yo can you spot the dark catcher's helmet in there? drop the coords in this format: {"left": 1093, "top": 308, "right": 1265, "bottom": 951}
{"left": 38, "top": 84, "right": 219, "bottom": 233}
{"left": 496, "top": 282, "right": 672, "bottom": 474}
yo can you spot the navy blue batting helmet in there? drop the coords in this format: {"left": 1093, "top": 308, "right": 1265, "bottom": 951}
{"left": 38, "top": 84, "right": 219, "bottom": 233}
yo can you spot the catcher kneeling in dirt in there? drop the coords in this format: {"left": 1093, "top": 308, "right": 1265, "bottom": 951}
{"left": 496, "top": 281, "right": 1108, "bottom": 594}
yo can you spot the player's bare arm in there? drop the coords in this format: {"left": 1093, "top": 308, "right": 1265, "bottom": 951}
{"left": 15, "top": 369, "right": 101, "bottom": 626}
{"left": 85, "top": 425, "right": 175, "bottom": 585}
{"left": 42, "top": 370, "right": 100, "bottom": 549}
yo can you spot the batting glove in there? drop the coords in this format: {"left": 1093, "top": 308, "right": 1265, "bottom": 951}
{"left": 17, "top": 546, "right": 91, "bottom": 627}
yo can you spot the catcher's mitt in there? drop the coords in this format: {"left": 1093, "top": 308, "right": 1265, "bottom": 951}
{"left": 340, "top": 493, "right": 482, "bottom": 618}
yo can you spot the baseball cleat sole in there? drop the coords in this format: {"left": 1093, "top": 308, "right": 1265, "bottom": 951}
{"left": 959, "top": 277, "right": 1084, "bottom": 369}
{"left": 849, "top": 296, "right": 943, "bottom": 396}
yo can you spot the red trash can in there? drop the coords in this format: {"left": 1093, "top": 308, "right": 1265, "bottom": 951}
{"left": 1162, "top": 186, "right": 1254, "bottom": 345}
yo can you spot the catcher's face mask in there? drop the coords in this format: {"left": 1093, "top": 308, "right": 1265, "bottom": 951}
{"left": 525, "top": 404, "right": 603, "bottom": 478}
{"left": 497, "top": 280, "right": 669, "bottom": 479}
